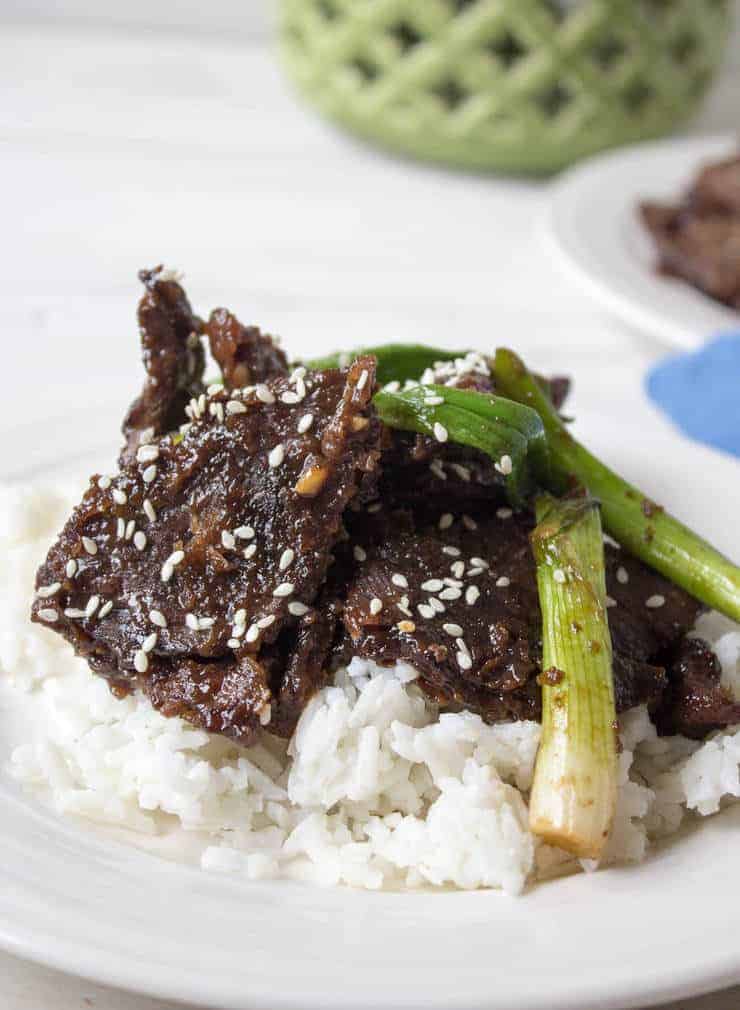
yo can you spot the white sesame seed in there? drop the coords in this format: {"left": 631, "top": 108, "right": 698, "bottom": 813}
{"left": 198, "top": 393, "right": 206, "bottom": 415}
{"left": 166, "top": 550, "right": 184, "bottom": 567}
{"left": 116, "top": 517, "right": 125, "bottom": 539}
{"left": 429, "top": 459, "right": 447, "bottom": 481}
{"left": 82, "top": 536, "right": 97, "bottom": 555}
{"left": 268, "top": 444, "right": 285, "bottom": 468}
{"left": 142, "top": 632, "right": 158, "bottom": 653}
{"left": 496, "top": 576, "right": 511, "bottom": 588}
{"left": 243, "top": 544, "right": 257, "bottom": 559}
{"left": 136, "top": 444, "right": 159, "bottom": 464}
{"left": 645, "top": 594, "right": 666, "bottom": 609}
{"left": 279, "top": 548, "right": 295, "bottom": 571}
{"left": 438, "top": 513, "right": 454, "bottom": 530}
{"left": 429, "top": 597, "right": 446, "bottom": 614}
{"left": 353, "top": 545, "right": 367, "bottom": 563}
{"left": 553, "top": 568, "right": 566, "bottom": 584}
{"left": 496, "top": 507, "right": 513, "bottom": 519}
{"left": 233, "top": 609, "right": 247, "bottom": 625}
{"left": 297, "top": 413, "right": 314, "bottom": 434}
{"left": 99, "top": 600, "right": 113, "bottom": 618}
{"left": 160, "top": 563, "right": 173, "bottom": 583}
{"left": 36, "top": 582, "right": 61, "bottom": 599}
{"left": 221, "top": 530, "right": 236, "bottom": 550}
{"left": 391, "top": 573, "right": 408, "bottom": 589}
{"left": 450, "top": 463, "right": 471, "bottom": 482}
{"left": 606, "top": 595, "right": 617, "bottom": 608}
{"left": 273, "top": 582, "right": 294, "bottom": 598}
{"left": 616, "top": 566, "right": 629, "bottom": 585}
{"left": 259, "top": 703, "right": 272, "bottom": 727}
{"left": 439, "top": 587, "right": 462, "bottom": 601}
{"left": 207, "top": 383, "right": 223, "bottom": 396}
{"left": 451, "top": 561, "right": 465, "bottom": 579}
{"left": 367, "top": 502, "right": 383, "bottom": 514}
{"left": 186, "top": 613, "right": 199, "bottom": 630}
{"left": 65, "top": 559, "right": 77, "bottom": 579}
{"left": 97, "top": 475, "right": 112, "bottom": 490}
{"left": 444, "top": 578, "right": 463, "bottom": 589}
{"left": 498, "top": 455, "right": 513, "bottom": 476}
{"left": 288, "top": 601, "right": 309, "bottom": 616}
{"left": 84, "top": 595, "right": 99, "bottom": 618}
{"left": 226, "top": 399, "right": 248, "bottom": 415}
{"left": 38, "top": 608, "right": 59, "bottom": 623}
{"left": 245, "top": 624, "right": 260, "bottom": 643}
{"left": 199, "top": 617, "right": 215, "bottom": 629}
{"left": 291, "top": 366, "right": 307, "bottom": 383}
{"left": 64, "top": 608, "right": 87, "bottom": 619}
{"left": 468, "top": 567, "right": 485, "bottom": 578}
{"left": 133, "top": 531, "right": 147, "bottom": 551}
{"left": 258, "top": 615, "right": 276, "bottom": 630}
{"left": 417, "top": 603, "right": 435, "bottom": 619}
{"left": 227, "top": 638, "right": 241, "bottom": 649}
{"left": 142, "top": 465, "right": 157, "bottom": 484}
{"left": 442, "top": 546, "right": 461, "bottom": 557}
{"left": 134, "top": 650, "right": 149, "bottom": 673}
{"left": 280, "top": 390, "right": 301, "bottom": 405}
{"left": 443, "top": 623, "right": 464, "bottom": 637}
{"left": 150, "top": 610, "right": 167, "bottom": 628}
{"left": 470, "top": 557, "right": 488, "bottom": 569}
{"left": 356, "top": 369, "right": 369, "bottom": 392}
{"left": 433, "top": 422, "right": 448, "bottom": 443}
{"left": 370, "top": 597, "right": 383, "bottom": 616}
{"left": 465, "top": 585, "right": 480, "bottom": 605}
{"left": 457, "top": 651, "right": 473, "bottom": 671}
{"left": 212, "top": 402, "right": 225, "bottom": 423}
{"left": 256, "top": 384, "right": 275, "bottom": 404}
{"left": 143, "top": 499, "right": 157, "bottom": 523}
{"left": 397, "top": 620, "right": 416, "bottom": 633}
{"left": 421, "top": 579, "right": 444, "bottom": 592}
{"left": 462, "top": 515, "right": 478, "bottom": 531}
{"left": 235, "top": 525, "right": 255, "bottom": 541}
{"left": 125, "top": 520, "right": 135, "bottom": 541}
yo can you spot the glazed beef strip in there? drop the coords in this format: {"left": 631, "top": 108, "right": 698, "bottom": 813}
{"left": 121, "top": 267, "right": 206, "bottom": 460}
{"left": 32, "top": 357, "right": 382, "bottom": 744}
{"left": 205, "top": 308, "right": 289, "bottom": 390}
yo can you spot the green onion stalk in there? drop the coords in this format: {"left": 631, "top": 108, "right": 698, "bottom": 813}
{"left": 307, "top": 344, "right": 465, "bottom": 387}
{"left": 529, "top": 494, "right": 618, "bottom": 859}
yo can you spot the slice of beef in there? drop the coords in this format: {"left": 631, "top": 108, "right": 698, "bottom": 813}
{"left": 122, "top": 268, "right": 206, "bottom": 460}
{"left": 690, "top": 155, "right": 740, "bottom": 215}
{"left": 654, "top": 636, "right": 740, "bottom": 739}
{"left": 32, "top": 357, "right": 381, "bottom": 744}
{"left": 205, "top": 308, "right": 289, "bottom": 390}
{"left": 341, "top": 508, "right": 702, "bottom": 725}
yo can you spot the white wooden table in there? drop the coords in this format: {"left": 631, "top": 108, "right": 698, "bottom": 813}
{"left": 1, "top": 4, "right": 739, "bottom": 1007}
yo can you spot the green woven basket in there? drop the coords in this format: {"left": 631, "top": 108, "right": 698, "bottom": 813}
{"left": 278, "top": 0, "right": 731, "bottom": 174}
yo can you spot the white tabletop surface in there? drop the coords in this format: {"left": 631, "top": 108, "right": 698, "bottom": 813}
{"left": 1, "top": 3, "right": 739, "bottom": 1007}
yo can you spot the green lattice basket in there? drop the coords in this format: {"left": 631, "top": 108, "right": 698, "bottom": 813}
{"left": 278, "top": 0, "right": 731, "bottom": 174}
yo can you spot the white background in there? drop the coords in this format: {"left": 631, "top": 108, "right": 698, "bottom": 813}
{"left": 1, "top": 1, "right": 739, "bottom": 1007}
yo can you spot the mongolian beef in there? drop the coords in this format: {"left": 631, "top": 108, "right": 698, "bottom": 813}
{"left": 28, "top": 266, "right": 740, "bottom": 866}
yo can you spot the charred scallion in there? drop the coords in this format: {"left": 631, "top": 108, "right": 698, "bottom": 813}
{"left": 528, "top": 493, "right": 617, "bottom": 859}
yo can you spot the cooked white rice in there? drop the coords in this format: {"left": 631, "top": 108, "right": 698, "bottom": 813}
{"left": 2, "top": 481, "right": 739, "bottom": 894}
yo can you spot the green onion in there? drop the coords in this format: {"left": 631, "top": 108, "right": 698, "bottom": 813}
{"left": 529, "top": 493, "right": 618, "bottom": 859}
{"left": 306, "top": 344, "right": 464, "bottom": 387}
{"left": 493, "top": 348, "right": 740, "bottom": 623}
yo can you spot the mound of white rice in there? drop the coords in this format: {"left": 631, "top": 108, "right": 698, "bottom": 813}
{"left": 2, "top": 482, "right": 739, "bottom": 894}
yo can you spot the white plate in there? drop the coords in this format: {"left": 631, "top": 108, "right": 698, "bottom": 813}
{"left": 544, "top": 135, "right": 739, "bottom": 350}
{"left": 1, "top": 404, "right": 740, "bottom": 1010}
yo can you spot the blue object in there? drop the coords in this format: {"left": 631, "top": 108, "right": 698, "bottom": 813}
{"left": 647, "top": 334, "right": 740, "bottom": 458}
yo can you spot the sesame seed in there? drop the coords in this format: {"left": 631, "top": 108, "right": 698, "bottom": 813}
{"left": 444, "top": 578, "right": 463, "bottom": 589}
{"left": 64, "top": 608, "right": 87, "bottom": 618}
{"left": 143, "top": 499, "right": 157, "bottom": 523}
{"left": 279, "top": 548, "right": 295, "bottom": 571}
{"left": 142, "top": 632, "right": 158, "bottom": 653}
{"left": 498, "top": 455, "right": 513, "bottom": 476}
{"left": 429, "top": 597, "right": 446, "bottom": 614}
{"left": 150, "top": 610, "right": 167, "bottom": 628}
{"left": 226, "top": 400, "right": 248, "bottom": 416}
{"left": 367, "top": 502, "right": 383, "bottom": 514}
{"left": 258, "top": 615, "right": 276, "bottom": 629}
{"left": 417, "top": 603, "right": 435, "bottom": 619}
{"left": 433, "top": 422, "right": 448, "bottom": 443}
{"left": 221, "top": 530, "right": 236, "bottom": 550}
{"left": 429, "top": 459, "right": 447, "bottom": 481}
{"left": 468, "top": 568, "right": 485, "bottom": 578}
{"left": 442, "top": 546, "right": 461, "bottom": 557}
{"left": 84, "top": 595, "right": 99, "bottom": 618}
{"left": 496, "top": 507, "right": 513, "bottom": 520}
{"left": 212, "top": 402, "right": 225, "bottom": 423}
{"left": 645, "top": 594, "right": 665, "bottom": 609}
{"left": 397, "top": 620, "right": 416, "bottom": 633}
{"left": 227, "top": 638, "right": 241, "bottom": 649}
{"left": 298, "top": 414, "right": 314, "bottom": 434}
{"left": 133, "top": 531, "right": 147, "bottom": 551}
{"left": 207, "top": 383, "right": 223, "bottom": 396}
{"left": 198, "top": 393, "right": 206, "bottom": 415}
{"left": 280, "top": 390, "right": 301, "bottom": 405}
{"left": 288, "top": 601, "right": 309, "bottom": 617}
{"left": 553, "top": 569, "right": 566, "bottom": 584}
{"left": 424, "top": 395, "right": 444, "bottom": 406}
{"left": 97, "top": 475, "right": 112, "bottom": 490}
{"left": 606, "top": 595, "right": 617, "bottom": 608}
{"left": 421, "top": 579, "right": 444, "bottom": 593}
{"left": 439, "top": 587, "right": 461, "bottom": 601}
{"left": 390, "top": 573, "right": 408, "bottom": 590}
{"left": 353, "top": 545, "right": 367, "bottom": 562}
{"left": 82, "top": 536, "right": 97, "bottom": 555}
{"left": 125, "top": 520, "right": 135, "bottom": 541}
{"left": 142, "top": 465, "right": 157, "bottom": 484}
{"left": 245, "top": 624, "right": 260, "bottom": 643}
{"left": 450, "top": 463, "right": 471, "bottom": 482}
{"left": 116, "top": 518, "right": 125, "bottom": 539}
{"left": 462, "top": 515, "right": 478, "bottom": 531}
{"left": 356, "top": 369, "right": 369, "bottom": 392}
{"left": 235, "top": 525, "right": 255, "bottom": 540}
{"left": 451, "top": 561, "right": 465, "bottom": 579}
{"left": 136, "top": 445, "right": 159, "bottom": 464}
{"left": 457, "top": 651, "right": 472, "bottom": 670}
{"left": 99, "top": 600, "right": 113, "bottom": 618}
{"left": 438, "top": 513, "right": 453, "bottom": 530}
{"left": 370, "top": 598, "right": 383, "bottom": 616}
{"left": 161, "top": 564, "right": 173, "bottom": 583}
{"left": 496, "top": 576, "right": 511, "bottom": 588}
{"left": 38, "top": 608, "right": 59, "bottom": 623}
{"left": 465, "top": 586, "right": 480, "bottom": 605}
{"left": 616, "top": 566, "right": 629, "bottom": 585}
{"left": 259, "top": 703, "right": 272, "bottom": 727}
{"left": 166, "top": 550, "right": 184, "bottom": 567}
{"left": 456, "top": 637, "right": 470, "bottom": 654}
{"left": 134, "top": 650, "right": 149, "bottom": 674}
{"left": 65, "top": 559, "right": 77, "bottom": 579}
{"left": 256, "top": 384, "right": 275, "bottom": 404}
{"left": 199, "top": 617, "right": 215, "bottom": 629}
{"left": 470, "top": 557, "right": 488, "bottom": 569}
{"left": 243, "top": 544, "right": 257, "bottom": 559}
{"left": 273, "top": 583, "right": 294, "bottom": 598}
{"left": 443, "top": 623, "right": 464, "bottom": 637}
{"left": 268, "top": 444, "right": 285, "bottom": 468}
{"left": 36, "top": 582, "right": 61, "bottom": 599}
{"left": 185, "top": 613, "right": 199, "bottom": 630}
{"left": 233, "top": 609, "right": 247, "bottom": 625}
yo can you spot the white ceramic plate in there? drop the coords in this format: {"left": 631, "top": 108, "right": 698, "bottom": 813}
{"left": 1, "top": 404, "right": 740, "bottom": 1010}
{"left": 544, "top": 134, "right": 738, "bottom": 350}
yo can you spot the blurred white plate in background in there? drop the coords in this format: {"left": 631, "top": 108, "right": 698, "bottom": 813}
{"left": 544, "top": 134, "right": 738, "bottom": 350}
